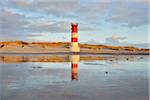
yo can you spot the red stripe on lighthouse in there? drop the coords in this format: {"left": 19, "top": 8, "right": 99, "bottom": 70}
{"left": 72, "top": 28, "right": 78, "bottom": 33}
{"left": 71, "top": 23, "right": 78, "bottom": 33}
{"left": 72, "top": 38, "right": 78, "bottom": 42}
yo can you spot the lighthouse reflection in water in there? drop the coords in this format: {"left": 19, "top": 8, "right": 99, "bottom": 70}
{"left": 0, "top": 55, "right": 148, "bottom": 100}
{"left": 70, "top": 55, "right": 80, "bottom": 81}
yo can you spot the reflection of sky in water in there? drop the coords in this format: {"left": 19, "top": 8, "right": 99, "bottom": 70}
{"left": 0, "top": 55, "right": 149, "bottom": 100}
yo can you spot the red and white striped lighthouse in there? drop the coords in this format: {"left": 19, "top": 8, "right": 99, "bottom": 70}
{"left": 70, "top": 23, "right": 80, "bottom": 52}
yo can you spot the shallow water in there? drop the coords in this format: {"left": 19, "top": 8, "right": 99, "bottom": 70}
{"left": 0, "top": 55, "right": 149, "bottom": 100}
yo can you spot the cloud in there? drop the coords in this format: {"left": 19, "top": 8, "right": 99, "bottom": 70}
{"left": 0, "top": 9, "right": 29, "bottom": 34}
{"left": 1, "top": 0, "right": 148, "bottom": 29}
{"left": 0, "top": 0, "right": 148, "bottom": 42}
{"left": 27, "top": 21, "right": 70, "bottom": 33}
{"left": 104, "top": 35, "right": 150, "bottom": 48}
{"left": 1, "top": 0, "right": 79, "bottom": 16}
{"left": 105, "top": 1, "right": 149, "bottom": 27}
{"left": 86, "top": 39, "right": 99, "bottom": 44}
{"left": 105, "top": 35, "right": 127, "bottom": 45}
{"left": 0, "top": 0, "right": 81, "bottom": 33}
{"left": 11, "top": 0, "right": 31, "bottom": 8}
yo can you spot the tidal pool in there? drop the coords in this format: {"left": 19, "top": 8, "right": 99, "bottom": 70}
{"left": 0, "top": 55, "right": 149, "bottom": 100}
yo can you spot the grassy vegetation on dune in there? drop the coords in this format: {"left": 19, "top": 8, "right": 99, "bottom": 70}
{"left": 0, "top": 41, "right": 149, "bottom": 52}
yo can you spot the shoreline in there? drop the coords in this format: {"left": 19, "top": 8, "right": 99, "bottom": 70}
{"left": 0, "top": 52, "right": 149, "bottom": 55}
{"left": 0, "top": 54, "right": 148, "bottom": 63}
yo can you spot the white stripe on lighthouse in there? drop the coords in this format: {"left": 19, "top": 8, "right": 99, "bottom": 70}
{"left": 72, "top": 32, "right": 78, "bottom": 38}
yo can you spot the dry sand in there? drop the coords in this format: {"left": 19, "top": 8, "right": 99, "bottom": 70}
{"left": 0, "top": 41, "right": 149, "bottom": 55}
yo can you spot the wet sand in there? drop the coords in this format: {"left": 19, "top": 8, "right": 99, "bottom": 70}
{"left": 0, "top": 55, "right": 149, "bottom": 100}
{"left": 0, "top": 55, "right": 147, "bottom": 63}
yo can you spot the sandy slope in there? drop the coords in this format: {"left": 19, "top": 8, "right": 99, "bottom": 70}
{"left": 0, "top": 41, "right": 149, "bottom": 55}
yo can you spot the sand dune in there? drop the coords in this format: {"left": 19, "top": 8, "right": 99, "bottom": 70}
{"left": 0, "top": 41, "right": 149, "bottom": 55}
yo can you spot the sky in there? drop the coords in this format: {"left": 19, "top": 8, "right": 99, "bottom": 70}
{"left": 0, "top": 0, "right": 149, "bottom": 47}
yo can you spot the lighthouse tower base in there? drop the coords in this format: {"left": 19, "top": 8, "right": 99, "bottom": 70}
{"left": 70, "top": 43, "right": 80, "bottom": 53}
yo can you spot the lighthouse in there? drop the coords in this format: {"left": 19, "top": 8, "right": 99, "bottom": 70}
{"left": 70, "top": 23, "right": 80, "bottom": 53}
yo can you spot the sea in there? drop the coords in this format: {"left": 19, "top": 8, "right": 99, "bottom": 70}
{"left": 0, "top": 54, "right": 149, "bottom": 100}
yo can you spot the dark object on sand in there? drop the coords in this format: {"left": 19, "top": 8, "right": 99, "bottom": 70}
{"left": 139, "top": 57, "right": 143, "bottom": 59}
{"left": 32, "top": 66, "right": 42, "bottom": 68}
{"left": 126, "top": 58, "right": 129, "bottom": 60}
{"left": 0, "top": 44, "right": 4, "bottom": 48}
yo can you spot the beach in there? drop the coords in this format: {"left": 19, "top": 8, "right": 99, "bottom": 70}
{"left": 0, "top": 41, "right": 149, "bottom": 55}
{"left": 0, "top": 54, "right": 149, "bottom": 100}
